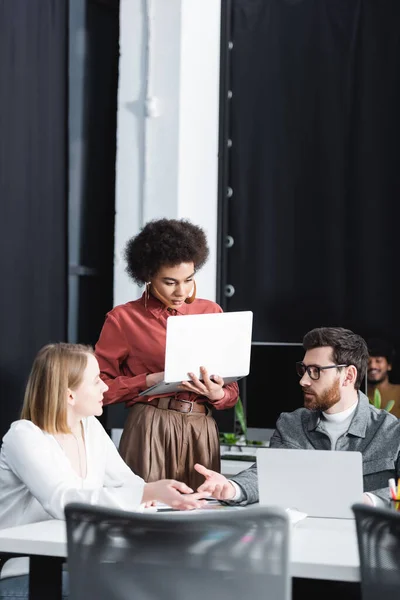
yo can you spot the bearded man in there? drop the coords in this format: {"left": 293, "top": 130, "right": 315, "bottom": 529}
{"left": 194, "top": 327, "right": 400, "bottom": 507}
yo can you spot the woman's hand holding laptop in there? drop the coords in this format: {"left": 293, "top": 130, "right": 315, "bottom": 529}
{"left": 145, "top": 371, "right": 165, "bottom": 388}
{"left": 179, "top": 366, "right": 225, "bottom": 401}
{"left": 194, "top": 463, "right": 236, "bottom": 500}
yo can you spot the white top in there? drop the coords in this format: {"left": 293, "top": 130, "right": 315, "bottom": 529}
{"left": 0, "top": 417, "right": 145, "bottom": 530}
{"left": 319, "top": 401, "right": 358, "bottom": 448}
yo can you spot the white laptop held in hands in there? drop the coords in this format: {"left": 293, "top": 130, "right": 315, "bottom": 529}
{"left": 139, "top": 310, "right": 253, "bottom": 397}
{"left": 257, "top": 448, "right": 363, "bottom": 519}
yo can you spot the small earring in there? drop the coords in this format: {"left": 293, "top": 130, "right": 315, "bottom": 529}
{"left": 145, "top": 282, "right": 151, "bottom": 309}
{"left": 185, "top": 280, "right": 196, "bottom": 304}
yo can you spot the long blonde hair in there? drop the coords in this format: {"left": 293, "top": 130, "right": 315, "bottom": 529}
{"left": 20, "top": 343, "right": 93, "bottom": 433}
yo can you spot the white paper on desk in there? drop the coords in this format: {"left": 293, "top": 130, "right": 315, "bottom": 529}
{"left": 286, "top": 508, "right": 307, "bottom": 525}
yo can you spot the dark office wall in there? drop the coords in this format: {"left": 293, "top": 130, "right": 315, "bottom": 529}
{"left": 0, "top": 0, "right": 119, "bottom": 438}
{"left": 0, "top": 1, "right": 68, "bottom": 438}
{"left": 219, "top": 0, "right": 400, "bottom": 359}
{"left": 69, "top": 0, "right": 119, "bottom": 347}
{"left": 69, "top": 0, "right": 120, "bottom": 430}
{"left": 77, "top": 0, "right": 118, "bottom": 343}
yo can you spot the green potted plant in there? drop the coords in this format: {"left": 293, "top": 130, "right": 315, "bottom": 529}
{"left": 219, "top": 397, "right": 265, "bottom": 447}
{"left": 219, "top": 397, "right": 245, "bottom": 446}
{"left": 369, "top": 388, "right": 395, "bottom": 412}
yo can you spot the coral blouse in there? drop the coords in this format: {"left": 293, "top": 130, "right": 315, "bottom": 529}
{"left": 95, "top": 293, "right": 239, "bottom": 410}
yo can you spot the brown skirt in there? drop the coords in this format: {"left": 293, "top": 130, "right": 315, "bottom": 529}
{"left": 119, "top": 402, "right": 220, "bottom": 490}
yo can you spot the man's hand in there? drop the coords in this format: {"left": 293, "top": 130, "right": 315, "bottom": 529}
{"left": 194, "top": 463, "right": 236, "bottom": 500}
{"left": 142, "top": 480, "right": 209, "bottom": 510}
{"left": 362, "top": 493, "right": 374, "bottom": 506}
{"left": 145, "top": 372, "right": 164, "bottom": 388}
{"left": 179, "top": 366, "right": 225, "bottom": 401}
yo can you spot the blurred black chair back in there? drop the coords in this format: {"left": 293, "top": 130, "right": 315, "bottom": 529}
{"left": 353, "top": 503, "right": 400, "bottom": 599}
{"left": 65, "top": 503, "right": 290, "bottom": 600}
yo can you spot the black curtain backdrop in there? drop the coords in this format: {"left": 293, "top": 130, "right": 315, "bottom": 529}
{"left": 222, "top": 0, "right": 400, "bottom": 377}
{"left": 74, "top": 0, "right": 119, "bottom": 431}
{"left": 71, "top": 0, "right": 118, "bottom": 345}
{"left": 0, "top": 1, "right": 68, "bottom": 437}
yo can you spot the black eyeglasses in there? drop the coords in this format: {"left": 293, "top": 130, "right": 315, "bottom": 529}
{"left": 296, "top": 362, "right": 348, "bottom": 381}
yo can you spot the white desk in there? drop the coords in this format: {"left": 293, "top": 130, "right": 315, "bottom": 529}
{"left": 0, "top": 514, "right": 360, "bottom": 592}
{"left": 0, "top": 519, "right": 67, "bottom": 558}
{"left": 292, "top": 516, "right": 359, "bottom": 582}
{"left": 0, "top": 520, "right": 65, "bottom": 600}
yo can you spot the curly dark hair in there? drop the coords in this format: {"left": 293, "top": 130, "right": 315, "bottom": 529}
{"left": 303, "top": 327, "right": 368, "bottom": 390}
{"left": 124, "top": 218, "right": 209, "bottom": 284}
{"left": 367, "top": 337, "right": 395, "bottom": 365}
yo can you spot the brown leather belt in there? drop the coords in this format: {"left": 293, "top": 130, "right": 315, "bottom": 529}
{"left": 145, "top": 397, "right": 206, "bottom": 414}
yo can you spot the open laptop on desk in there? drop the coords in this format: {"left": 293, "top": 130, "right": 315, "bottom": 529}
{"left": 257, "top": 448, "right": 363, "bottom": 519}
{"left": 139, "top": 311, "right": 253, "bottom": 396}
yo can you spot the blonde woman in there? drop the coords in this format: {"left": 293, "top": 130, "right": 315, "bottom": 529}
{"left": 0, "top": 343, "right": 206, "bottom": 598}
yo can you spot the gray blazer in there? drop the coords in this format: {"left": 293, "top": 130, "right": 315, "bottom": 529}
{"left": 230, "top": 392, "right": 400, "bottom": 504}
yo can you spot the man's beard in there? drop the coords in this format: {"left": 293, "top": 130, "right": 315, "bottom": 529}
{"left": 302, "top": 378, "right": 341, "bottom": 412}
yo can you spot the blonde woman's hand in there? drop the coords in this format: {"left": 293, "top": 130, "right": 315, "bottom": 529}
{"left": 142, "top": 500, "right": 157, "bottom": 508}
{"left": 142, "top": 480, "right": 209, "bottom": 510}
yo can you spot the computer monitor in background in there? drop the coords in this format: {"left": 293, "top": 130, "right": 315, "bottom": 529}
{"left": 243, "top": 342, "right": 304, "bottom": 443}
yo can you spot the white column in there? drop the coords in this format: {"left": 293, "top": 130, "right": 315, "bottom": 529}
{"left": 177, "top": 0, "right": 222, "bottom": 301}
{"left": 114, "top": 0, "right": 221, "bottom": 306}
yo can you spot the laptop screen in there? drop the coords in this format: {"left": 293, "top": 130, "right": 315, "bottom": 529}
{"left": 257, "top": 447, "right": 363, "bottom": 519}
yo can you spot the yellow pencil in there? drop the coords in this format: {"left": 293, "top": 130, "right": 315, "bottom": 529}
{"left": 396, "top": 478, "right": 400, "bottom": 511}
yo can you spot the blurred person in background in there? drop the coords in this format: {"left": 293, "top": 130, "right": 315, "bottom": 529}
{"left": 367, "top": 337, "right": 400, "bottom": 418}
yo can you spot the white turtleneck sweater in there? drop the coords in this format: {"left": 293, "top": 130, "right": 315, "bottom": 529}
{"left": 319, "top": 401, "right": 358, "bottom": 448}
